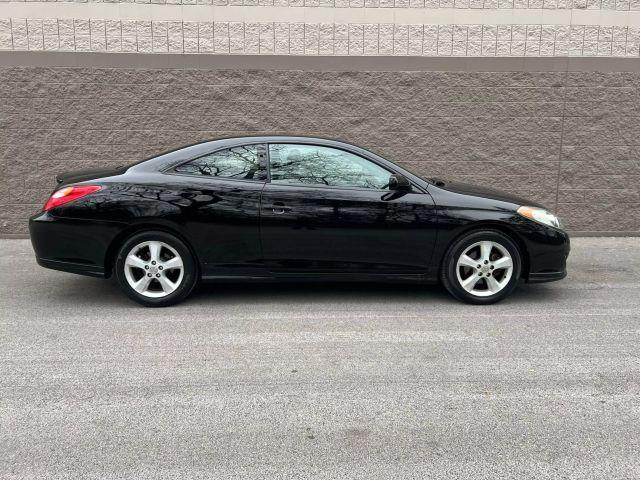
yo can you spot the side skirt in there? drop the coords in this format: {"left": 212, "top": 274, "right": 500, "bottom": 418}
{"left": 201, "top": 272, "right": 439, "bottom": 284}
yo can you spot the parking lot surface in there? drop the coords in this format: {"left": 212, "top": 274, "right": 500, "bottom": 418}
{"left": 1, "top": 238, "right": 639, "bottom": 479}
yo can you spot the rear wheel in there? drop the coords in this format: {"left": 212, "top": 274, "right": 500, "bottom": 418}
{"left": 115, "top": 231, "right": 198, "bottom": 307}
{"left": 441, "top": 230, "right": 522, "bottom": 305}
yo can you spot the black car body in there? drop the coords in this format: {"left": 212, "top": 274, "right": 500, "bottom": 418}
{"left": 30, "top": 136, "right": 569, "bottom": 306}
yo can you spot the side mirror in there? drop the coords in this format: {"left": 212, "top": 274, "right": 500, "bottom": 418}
{"left": 389, "top": 173, "right": 411, "bottom": 191}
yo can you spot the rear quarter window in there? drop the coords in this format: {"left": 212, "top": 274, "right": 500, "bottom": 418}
{"left": 174, "top": 145, "right": 264, "bottom": 181}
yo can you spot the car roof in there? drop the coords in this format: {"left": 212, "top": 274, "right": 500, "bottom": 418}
{"left": 127, "top": 135, "right": 431, "bottom": 191}
{"left": 169, "top": 135, "right": 364, "bottom": 154}
{"left": 130, "top": 135, "right": 381, "bottom": 172}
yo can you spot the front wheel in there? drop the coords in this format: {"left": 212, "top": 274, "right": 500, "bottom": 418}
{"left": 441, "top": 230, "right": 522, "bottom": 305}
{"left": 115, "top": 231, "right": 198, "bottom": 307}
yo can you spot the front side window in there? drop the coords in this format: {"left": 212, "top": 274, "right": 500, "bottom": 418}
{"left": 268, "top": 144, "right": 390, "bottom": 190}
{"left": 174, "top": 145, "right": 264, "bottom": 180}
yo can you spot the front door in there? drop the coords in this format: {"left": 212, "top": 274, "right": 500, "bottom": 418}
{"left": 259, "top": 143, "right": 437, "bottom": 277}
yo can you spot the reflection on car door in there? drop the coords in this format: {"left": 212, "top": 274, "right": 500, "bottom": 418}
{"left": 259, "top": 143, "right": 438, "bottom": 277}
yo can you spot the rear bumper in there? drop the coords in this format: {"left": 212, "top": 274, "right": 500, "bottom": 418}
{"left": 36, "top": 257, "right": 106, "bottom": 278}
{"left": 29, "top": 212, "right": 125, "bottom": 278}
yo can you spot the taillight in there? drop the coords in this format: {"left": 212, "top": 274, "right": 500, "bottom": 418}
{"left": 43, "top": 185, "right": 102, "bottom": 212}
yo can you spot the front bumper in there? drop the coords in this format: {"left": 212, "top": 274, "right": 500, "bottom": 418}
{"left": 523, "top": 226, "right": 570, "bottom": 283}
{"left": 527, "top": 270, "right": 567, "bottom": 283}
{"left": 29, "top": 212, "right": 125, "bottom": 278}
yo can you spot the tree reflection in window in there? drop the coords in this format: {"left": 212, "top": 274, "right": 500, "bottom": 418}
{"left": 269, "top": 144, "right": 390, "bottom": 190}
{"left": 175, "top": 145, "right": 261, "bottom": 180}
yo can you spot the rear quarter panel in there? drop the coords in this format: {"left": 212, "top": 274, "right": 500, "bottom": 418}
{"left": 56, "top": 172, "right": 265, "bottom": 276}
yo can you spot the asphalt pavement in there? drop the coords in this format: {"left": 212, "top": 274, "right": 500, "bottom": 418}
{"left": 1, "top": 238, "right": 639, "bottom": 479}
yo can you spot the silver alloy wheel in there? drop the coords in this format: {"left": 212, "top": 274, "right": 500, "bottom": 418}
{"left": 455, "top": 240, "right": 514, "bottom": 297}
{"left": 123, "top": 240, "right": 184, "bottom": 298}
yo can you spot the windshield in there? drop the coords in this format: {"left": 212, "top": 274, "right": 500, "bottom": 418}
{"left": 364, "top": 146, "right": 435, "bottom": 184}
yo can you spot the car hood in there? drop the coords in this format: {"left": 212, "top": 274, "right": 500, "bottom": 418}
{"left": 56, "top": 166, "right": 127, "bottom": 186}
{"left": 431, "top": 178, "right": 546, "bottom": 209}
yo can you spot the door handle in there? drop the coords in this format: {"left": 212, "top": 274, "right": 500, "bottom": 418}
{"left": 271, "top": 202, "right": 291, "bottom": 215}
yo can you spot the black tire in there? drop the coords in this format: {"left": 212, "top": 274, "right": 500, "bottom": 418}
{"left": 115, "top": 230, "right": 198, "bottom": 307}
{"left": 440, "top": 230, "right": 522, "bottom": 305}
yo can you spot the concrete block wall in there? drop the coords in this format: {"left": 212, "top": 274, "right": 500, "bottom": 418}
{"left": 2, "top": 20, "right": 640, "bottom": 57}
{"left": 0, "top": 54, "right": 638, "bottom": 235}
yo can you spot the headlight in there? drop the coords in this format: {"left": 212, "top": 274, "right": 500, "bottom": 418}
{"left": 517, "top": 206, "right": 563, "bottom": 229}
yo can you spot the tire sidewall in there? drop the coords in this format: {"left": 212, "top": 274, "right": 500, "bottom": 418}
{"left": 115, "top": 231, "right": 198, "bottom": 307}
{"left": 444, "top": 230, "right": 522, "bottom": 305}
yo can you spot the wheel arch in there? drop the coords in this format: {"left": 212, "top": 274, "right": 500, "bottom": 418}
{"left": 440, "top": 221, "right": 530, "bottom": 279}
{"left": 104, "top": 222, "right": 201, "bottom": 278}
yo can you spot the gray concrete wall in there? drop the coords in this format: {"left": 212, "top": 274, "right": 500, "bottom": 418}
{"left": 1, "top": 53, "right": 639, "bottom": 235}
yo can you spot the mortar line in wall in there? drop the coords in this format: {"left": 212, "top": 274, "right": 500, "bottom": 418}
{"left": 554, "top": 65, "right": 569, "bottom": 213}
{"left": 554, "top": 5, "right": 573, "bottom": 211}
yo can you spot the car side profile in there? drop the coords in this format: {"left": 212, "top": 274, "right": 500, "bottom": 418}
{"left": 29, "top": 136, "right": 570, "bottom": 307}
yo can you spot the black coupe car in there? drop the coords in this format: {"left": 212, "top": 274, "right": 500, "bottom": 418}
{"left": 30, "top": 136, "right": 569, "bottom": 307}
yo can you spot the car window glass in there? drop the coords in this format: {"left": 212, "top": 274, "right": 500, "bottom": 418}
{"left": 174, "top": 145, "right": 263, "bottom": 180}
{"left": 268, "top": 144, "right": 390, "bottom": 190}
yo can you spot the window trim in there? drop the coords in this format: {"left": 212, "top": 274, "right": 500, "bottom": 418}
{"left": 163, "top": 142, "right": 268, "bottom": 183}
{"left": 265, "top": 142, "right": 397, "bottom": 193}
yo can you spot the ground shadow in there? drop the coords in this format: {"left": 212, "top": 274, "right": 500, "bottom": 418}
{"left": 35, "top": 271, "right": 565, "bottom": 309}
{"left": 191, "top": 279, "right": 453, "bottom": 305}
